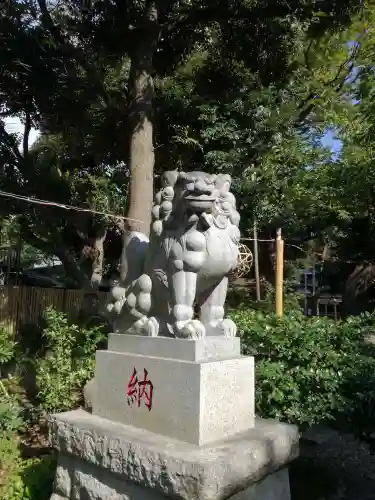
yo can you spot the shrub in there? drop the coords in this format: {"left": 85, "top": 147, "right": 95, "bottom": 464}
{"left": 0, "top": 434, "right": 55, "bottom": 500}
{"left": 0, "top": 327, "right": 25, "bottom": 437}
{"left": 0, "top": 326, "right": 17, "bottom": 375}
{"left": 231, "top": 306, "right": 375, "bottom": 432}
{"left": 35, "top": 308, "right": 106, "bottom": 413}
{"left": 0, "top": 397, "right": 24, "bottom": 435}
{"left": 0, "top": 317, "right": 58, "bottom": 499}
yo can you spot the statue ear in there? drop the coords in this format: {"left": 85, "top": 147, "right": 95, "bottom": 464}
{"left": 162, "top": 170, "right": 179, "bottom": 187}
{"left": 174, "top": 171, "right": 187, "bottom": 191}
{"left": 216, "top": 174, "right": 232, "bottom": 193}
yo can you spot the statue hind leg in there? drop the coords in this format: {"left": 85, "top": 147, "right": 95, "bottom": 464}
{"left": 107, "top": 274, "right": 159, "bottom": 336}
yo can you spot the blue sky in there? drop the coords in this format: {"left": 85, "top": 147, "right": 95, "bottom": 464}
{"left": 320, "top": 129, "right": 342, "bottom": 158}
{"left": 4, "top": 116, "right": 39, "bottom": 152}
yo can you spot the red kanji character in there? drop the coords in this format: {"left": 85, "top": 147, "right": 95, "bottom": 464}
{"left": 138, "top": 369, "right": 154, "bottom": 411}
{"left": 126, "top": 367, "right": 154, "bottom": 411}
{"left": 126, "top": 367, "right": 138, "bottom": 406}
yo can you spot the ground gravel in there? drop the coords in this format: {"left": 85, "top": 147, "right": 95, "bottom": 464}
{"left": 290, "top": 425, "right": 375, "bottom": 500}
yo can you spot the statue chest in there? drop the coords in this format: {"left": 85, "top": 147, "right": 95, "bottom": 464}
{"left": 200, "top": 227, "right": 239, "bottom": 277}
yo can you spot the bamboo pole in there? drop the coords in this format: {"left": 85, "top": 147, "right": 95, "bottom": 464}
{"left": 253, "top": 219, "right": 261, "bottom": 302}
{"left": 275, "top": 228, "right": 284, "bottom": 317}
{"left": 251, "top": 172, "right": 261, "bottom": 302}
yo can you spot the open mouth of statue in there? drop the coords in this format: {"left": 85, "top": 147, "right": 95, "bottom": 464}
{"left": 184, "top": 195, "right": 215, "bottom": 213}
{"left": 185, "top": 195, "right": 215, "bottom": 201}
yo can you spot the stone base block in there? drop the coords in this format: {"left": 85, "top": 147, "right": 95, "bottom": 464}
{"left": 92, "top": 335, "right": 254, "bottom": 446}
{"left": 51, "top": 454, "right": 290, "bottom": 500}
{"left": 107, "top": 333, "right": 241, "bottom": 361}
{"left": 49, "top": 409, "right": 298, "bottom": 500}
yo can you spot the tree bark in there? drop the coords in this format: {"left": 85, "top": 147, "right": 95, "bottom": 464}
{"left": 90, "top": 228, "right": 107, "bottom": 288}
{"left": 126, "top": 1, "right": 159, "bottom": 236}
{"left": 54, "top": 246, "right": 93, "bottom": 289}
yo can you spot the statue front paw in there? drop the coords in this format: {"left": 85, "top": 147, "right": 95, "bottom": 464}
{"left": 175, "top": 319, "right": 206, "bottom": 339}
{"left": 131, "top": 316, "right": 160, "bottom": 337}
{"left": 218, "top": 318, "right": 237, "bottom": 338}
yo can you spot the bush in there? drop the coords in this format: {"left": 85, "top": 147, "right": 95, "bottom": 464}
{"left": 0, "top": 434, "right": 55, "bottom": 500}
{"left": 35, "top": 308, "right": 106, "bottom": 413}
{"left": 231, "top": 306, "right": 375, "bottom": 433}
{"left": 0, "top": 326, "right": 17, "bottom": 377}
{"left": 0, "top": 326, "right": 25, "bottom": 437}
{"left": 0, "top": 396, "right": 24, "bottom": 435}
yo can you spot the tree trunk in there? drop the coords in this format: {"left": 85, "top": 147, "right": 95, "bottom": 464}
{"left": 21, "top": 225, "right": 92, "bottom": 289}
{"left": 90, "top": 228, "right": 107, "bottom": 288}
{"left": 126, "top": 1, "right": 159, "bottom": 237}
{"left": 321, "top": 243, "right": 330, "bottom": 261}
{"left": 55, "top": 246, "right": 93, "bottom": 289}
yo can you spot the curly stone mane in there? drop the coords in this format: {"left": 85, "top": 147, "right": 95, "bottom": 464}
{"left": 151, "top": 171, "right": 240, "bottom": 236}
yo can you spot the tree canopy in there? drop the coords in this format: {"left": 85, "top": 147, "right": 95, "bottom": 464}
{"left": 0, "top": 0, "right": 372, "bottom": 287}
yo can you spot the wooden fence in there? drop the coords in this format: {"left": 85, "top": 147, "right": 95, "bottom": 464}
{"left": 0, "top": 286, "right": 108, "bottom": 337}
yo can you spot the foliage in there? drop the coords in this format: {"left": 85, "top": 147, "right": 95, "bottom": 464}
{"left": 0, "top": 327, "right": 24, "bottom": 437}
{"left": 0, "top": 396, "right": 24, "bottom": 436}
{"left": 0, "top": 0, "right": 368, "bottom": 285}
{"left": 231, "top": 305, "right": 375, "bottom": 432}
{"left": 35, "top": 308, "right": 105, "bottom": 413}
{"left": 0, "top": 326, "right": 17, "bottom": 367}
{"left": 0, "top": 328, "right": 55, "bottom": 500}
{"left": 0, "top": 435, "right": 55, "bottom": 500}
{"left": 318, "top": 18, "right": 375, "bottom": 262}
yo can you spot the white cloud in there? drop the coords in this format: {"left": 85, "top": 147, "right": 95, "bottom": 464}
{"left": 3, "top": 116, "right": 40, "bottom": 153}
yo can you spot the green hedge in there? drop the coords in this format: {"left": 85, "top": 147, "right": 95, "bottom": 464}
{"left": 231, "top": 306, "right": 375, "bottom": 434}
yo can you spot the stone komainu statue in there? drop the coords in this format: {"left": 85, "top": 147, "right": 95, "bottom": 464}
{"left": 106, "top": 171, "right": 241, "bottom": 339}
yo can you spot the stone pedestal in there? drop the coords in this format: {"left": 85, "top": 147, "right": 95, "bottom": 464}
{"left": 49, "top": 335, "right": 299, "bottom": 499}
{"left": 92, "top": 334, "right": 254, "bottom": 446}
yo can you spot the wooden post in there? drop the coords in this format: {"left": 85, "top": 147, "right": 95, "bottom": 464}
{"left": 251, "top": 172, "right": 261, "bottom": 302}
{"left": 275, "top": 228, "right": 284, "bottom": 317}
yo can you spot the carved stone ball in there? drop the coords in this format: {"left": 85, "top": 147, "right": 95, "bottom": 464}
{"left": 162, "top": 186, "right": 174, "bottom": 200}
{"left": 137, "top": 274, "right": 152, "bottom": 293}
{"left": 155, "top": 191, "right": 162, "bottom": 205}
{"left": 110, "top": 286, "right": 126, "bottom": 302}
{"left": 113, "top": 300, "right": 124, "bottom": 315}
{"left": 161, "top": 200, "right": 173, "bottom": 214}
{"left": 152, "top": 205, "right": 160, "bottom": 220}
{"left": 152, "top": 220, "right": 163, "bottom": 236}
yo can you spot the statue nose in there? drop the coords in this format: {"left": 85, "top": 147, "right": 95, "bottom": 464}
{"left": 195, "top": 179, "right": 212, "bottom": 195}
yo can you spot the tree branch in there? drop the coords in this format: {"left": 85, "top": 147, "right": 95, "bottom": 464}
{"left": 0, "top": 121, "right": 25, "bottom": 166}
{"left": 296, "top": 27, "right": 371, "bottom": 124}
{"left": 36, "top": 0, "right": 111, "bottom": 108}
{"left": 23, "top": 112, "right": 31, "bottom": 159}
{"left": 20, "top": 225, "right": 54, "bottom": 258}
{"left": 55, "top": 245, "right": 93, "bottom": 289}
{"left": 36, "top": 0, "right": 65, "bottom": 46}
{"left": 25, "top": 0, "right": 39, "bottom": 20}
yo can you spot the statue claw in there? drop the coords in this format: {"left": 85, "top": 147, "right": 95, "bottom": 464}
{"left": 218, "top": 318, "right": 237, "bottom": 338}
{"left": 175, "top": 319, "right": 206, "bottom": 340}
{"left": 145, "top": 317, "right": 159, "bottom": 337}
{"left": 130, "top": 316, "right": 159, "bottom": 337}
